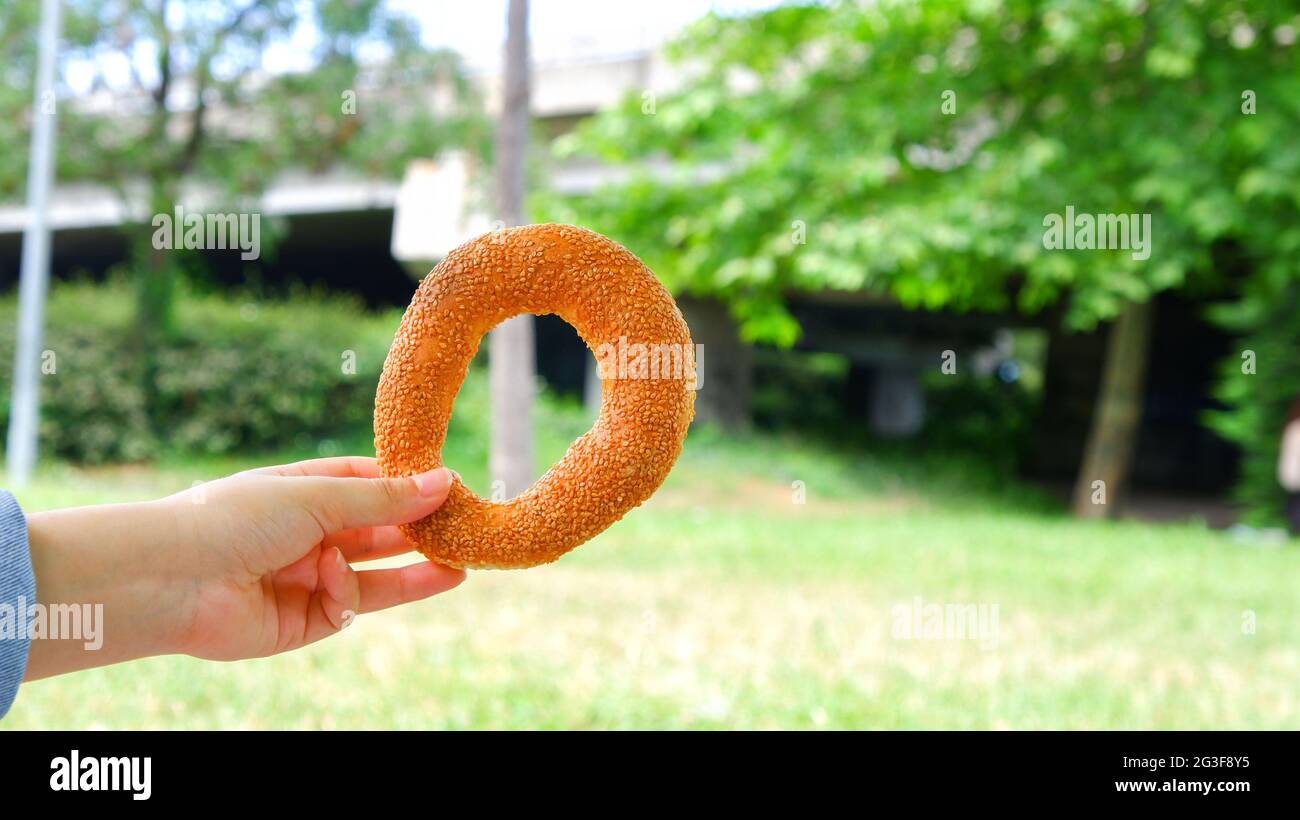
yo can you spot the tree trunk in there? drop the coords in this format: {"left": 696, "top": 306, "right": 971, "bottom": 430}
{"left": 135, "top": 179, "right": 177, "bottom": 343}
{"left": 130, "top": 180, "right": 178, "bottom": 431}
{"left": 677, "top": 296, "right": 753, "bottom": 431}
{"left": 1071, "top": 298, "right": 1155, "bottom": 518}
{"left": 488, "top": 0, "right": 535, "bottom": 499}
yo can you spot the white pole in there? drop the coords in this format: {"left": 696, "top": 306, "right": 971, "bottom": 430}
{"left": 6, "top": 0, "right": 63, "bottom": 486}
{"left": 489, "top": 0, "right": 535, "bottom": 499}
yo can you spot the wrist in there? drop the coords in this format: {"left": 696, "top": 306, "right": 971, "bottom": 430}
{"left": 24, "top": 498, "right": 191, "bottom": 679}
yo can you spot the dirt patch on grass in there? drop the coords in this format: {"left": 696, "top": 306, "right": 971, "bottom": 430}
{"left": 648, "top": 475, "right": 926, "bottom": 517}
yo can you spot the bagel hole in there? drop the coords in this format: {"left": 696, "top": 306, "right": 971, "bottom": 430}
{"left": 442, "top": 315, "right": 597, "bottom": 501}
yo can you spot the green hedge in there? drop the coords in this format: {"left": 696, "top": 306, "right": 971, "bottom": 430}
{"left": 1207, "top": 281, "right": 1300, "bottom": 526}
{"left": 0, "top": 280, "right": 401, "bottom": 463}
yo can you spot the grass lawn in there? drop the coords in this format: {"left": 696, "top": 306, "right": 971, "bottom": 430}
{"left": 2, "top": 403, "right": 1297, "bottom": 729}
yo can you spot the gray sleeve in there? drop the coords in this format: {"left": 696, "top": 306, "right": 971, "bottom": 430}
{"left": 0, "top": 490, "right": 35, "bottom": 718}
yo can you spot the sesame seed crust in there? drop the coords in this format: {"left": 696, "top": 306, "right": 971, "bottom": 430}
{"left": 374, "top": 223, "right": 696, "bottom": 569}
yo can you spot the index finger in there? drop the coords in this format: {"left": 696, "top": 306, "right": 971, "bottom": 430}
{"left": 246, "top": 455, "right": 382, "bottom": 479}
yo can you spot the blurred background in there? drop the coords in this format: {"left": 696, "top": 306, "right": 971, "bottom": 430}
{"left": 1, "top": 0, "right": 1299, "bottom": 729}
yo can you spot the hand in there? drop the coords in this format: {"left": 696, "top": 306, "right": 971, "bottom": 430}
{"left": 24, "top": 457, "right": 464, "bottom": 679}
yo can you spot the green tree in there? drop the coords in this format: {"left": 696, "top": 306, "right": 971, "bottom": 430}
{"left": 1, "top": 0, "right": 487, "bottom": 345}
{"left": 549, "top": 0, "right": 1300, "bottom": 515}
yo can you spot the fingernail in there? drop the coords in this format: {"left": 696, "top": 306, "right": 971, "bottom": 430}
{"left": 412, "top": 468, "right": 452, "bottom": 498}
{"left": 334, "top": 547, "right": 348, "bottom": 572}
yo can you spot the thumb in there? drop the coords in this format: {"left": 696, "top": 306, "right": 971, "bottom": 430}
{"left": 285, "top": 467, "right": 453, "bottom": 534}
